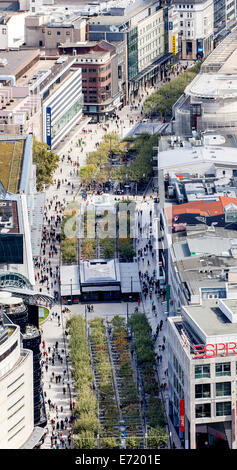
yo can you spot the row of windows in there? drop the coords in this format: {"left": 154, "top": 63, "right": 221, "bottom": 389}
{"left": 195, "top": 363, "right": 233, "bottom": 379}
{"left": 8, "top": 416, "right": 25, "bottom": 434}
{"left": 196, "top": 402, "right": 231, "bottom": 419}
{"left": 7, "top": 381, "right": 24, "bottom": 398}
{"left": 8, "top": 403, "right": 25, "bottom": 420}
{"left": 195, "top": 382, "right": 231, "bottom": 399}
{"left": 178, "top": 4, "right": 194, "bottom": 8}
{"left": 8, "top": 395, "right": 24, "bottom": 412}
{"left": 81, "top": 64, "right": 111, "bottom": 73}
{"left": 8, "top": 425, "right": 25, "bottom": 442}
{"left": 42, "top": 30, "right": 71, "bottom": 36}
{"left": 7, "top": 373, "right": 24, "bottom": 390}
{"left": 0, "top": 340, "right": 18, "bottom": 364}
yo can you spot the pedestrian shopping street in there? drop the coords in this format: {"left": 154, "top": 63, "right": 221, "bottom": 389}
{"left": 36, "top": 74, "right": 186, "bottom": 448}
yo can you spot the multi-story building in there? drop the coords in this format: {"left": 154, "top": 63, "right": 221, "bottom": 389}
{"left": 168, "top": 4, "right": 180, "bottom": 55}
{"left": 0, "top": 293, "right": 46, "bottom": 427}
{"left": 58, "top": 40, "right": 119, "bottom": 121}
{"left": 0, "top": 50, "right": 84, "bottom": 149}
{"left": 173, "top": 26, "right": 237, "bottom": 136}
{"left": 87, "top": 0, "right": 173, "bottom": 101}
{"left": 0, "top": 312, "right": 35, "bottom": 448}
{"left": 0, "top": 10, "right": 30, "bottom": 50}
{"left": 172, "top": 0, "right": 214, "bottom": 60}
{"left": 167, "top": 298, "right": 237, "bottom": 448}
{"left": 25, "top": 12, "right": 86, "bottom": 54}
{"left": 156, "top": 131, "right": 237, "bottom": 315}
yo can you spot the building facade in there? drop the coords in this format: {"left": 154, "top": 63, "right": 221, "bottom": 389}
{"left": 42, "top": 66, "right": 83, "bottom": 149}
{"left": 25, "top": 13, "right": 86, "bottom": 54}
{"left": 0, "top": 320, "right": 34, "bottom": 448}
{"left": 59, "top": 41, "right": 119, "bottom": 121}
{"left": 173, "top": 0, "right": 214, "bottom": 60}
{"left": 167, "top": 299, "right": 237, "bottom": 449}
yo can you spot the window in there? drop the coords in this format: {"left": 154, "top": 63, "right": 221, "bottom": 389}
{"left": 57, "top": 31, "right": 61, "bottom": 36}
{"left": 216, "top": 401, "right": 231, "bottom": 416}
{"left": 8, "top": 416, "right": 25, "bottom": 434}
{"left": 216, "top": 382, "right": 231, "bottom": 397}
{"left": 89, "top": 77, "right": 96, "bottom": 82}
{"left": 8, "top": 404, "right": 25, "bottom": 420}
{"left": 195, "top": 403, "right": 211, "bottom": 418}
{"left": 7, "top": 381, "right": 24, "bottom": 398}
{"left": 7, "top": 373, "right": 24, "bottom": 389}
{"left": 180, "top": 21, "right": 183, "bottom": 26}
{"left": 195, "top": 364, "right": 210, "bottom": 379}
{"left": 66, "top": 31, "right": 70, "bottom": 35}
{"left": 195, "top": 383, "right": 211, "bottom": 399}
{"left": 42, "top": 29, "right": 45, "bottom": 33}
{"left": 47, "top": 31, "right": 51, "bottom": 35}
{"left": 216, "top": 363, "right": 231, "bottom": 377}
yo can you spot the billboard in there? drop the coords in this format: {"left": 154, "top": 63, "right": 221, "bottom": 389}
{"left": 46, "top": 106, "right": 52, "bottom": 148}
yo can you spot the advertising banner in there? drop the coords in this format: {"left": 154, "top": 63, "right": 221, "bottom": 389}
{"left": 46, "top": 106, "right": 52, "bottom": 148}
{"left": 180, "top": 399, "right": 185, "bottom": 433}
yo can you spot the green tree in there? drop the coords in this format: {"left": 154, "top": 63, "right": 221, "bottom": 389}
{"left": 147, "top": 426, "right": 168, "bottom": 448}
{"left": 118, "top": 238, "right": 135, "bottom": 261}
{"left": 33, "top": 138, "right": 59, "bottom": 190}
{"left": 143, "top": 62, "right": 202, "bottom": 117}
{"left": 80, "top": 164, "right": 97, "bottom": 185}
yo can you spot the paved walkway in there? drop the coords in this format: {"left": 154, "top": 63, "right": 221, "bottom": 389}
{"left": 37, "top": 61, "right": 194, "bottom": 448}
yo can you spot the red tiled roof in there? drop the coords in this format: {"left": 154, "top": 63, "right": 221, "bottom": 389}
{"left": 166, "top": 196, "right": 237, "bottom": 219}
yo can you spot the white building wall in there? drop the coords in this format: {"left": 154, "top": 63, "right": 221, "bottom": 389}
{"left": 0, "top": 325, "right": 34, "bottom": 449}
{"left": 7, "top": 13, "right": 30, "bottom": 49}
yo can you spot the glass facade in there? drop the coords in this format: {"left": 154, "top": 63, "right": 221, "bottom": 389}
{"left": 214, "top": 0, "right": 226, "bottom": 32}
{"left": 52, "top": 97, "right": 83, "bottom": 140}
{"left": 127, "top": 28, "right": 138, "bottom": 80}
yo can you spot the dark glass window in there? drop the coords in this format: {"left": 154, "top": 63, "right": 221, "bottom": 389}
{"left": 216, "top": 382, "right": 231, "bottom": 396}
{"left": 216, "top": 401, "right": 231, "bottom": 416}
{"left": 195, "top": 383, "right": 211, "bottom": 399}
{"left": 195, "top": 403, "right": 211, "bottom": 418}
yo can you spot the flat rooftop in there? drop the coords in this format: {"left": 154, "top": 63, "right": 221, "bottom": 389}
{"left": 185, "top": 72, "right": 237, "bottom": 99}
{"left": 158, "top": 140, "right": 237, "bottom": 172}
{"left": 182, "top": 299, "right": 237, "bottom": 339}
{"left": 80, "top": 258, "right": 120, "bottom": 284}
{"left": 16, "top": 58, "right": 56, "bottom": 87}
{"left": 0, "top": 49, "right": 40, "bottom": 78}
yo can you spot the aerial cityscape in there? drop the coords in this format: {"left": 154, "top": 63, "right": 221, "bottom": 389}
{"left": 0, "top": 0, "right": 237, "bottom": 453}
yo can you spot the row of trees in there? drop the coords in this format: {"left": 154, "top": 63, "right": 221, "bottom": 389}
{"left": 69, "top": 314, "right": 168, "bottom": 448}
{"left": 143, "top": 62, "right": 202, "bottom": 118}
{"left": 80, "top": 132, "right": 157, "bottom": 187}
{"left": 80, "top": 132, "right": 129, "bottom": 186}
{"left": 67, "top": 315, "right": 99, "bottom": 448}
{"left": 33, "top": 138, "right": 59, "bottom": 191}
{"left": 129, "top": 313, "right": 168, "bottom": 445}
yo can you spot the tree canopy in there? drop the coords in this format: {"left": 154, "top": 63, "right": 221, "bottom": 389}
{"left": 143, "top": 62, "right": 202, "bottom": 118}
{"left": 33, "top": 138, "right": 59, "bottom": 191}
